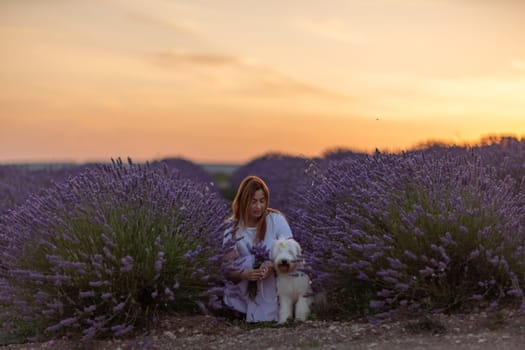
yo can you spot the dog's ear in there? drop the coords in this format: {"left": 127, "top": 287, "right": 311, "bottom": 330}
{"left": 291, "top": 239, "right": 301, "bottom": 257}
{"left": 296, "top": 242, "right": 302, "bottom": 257}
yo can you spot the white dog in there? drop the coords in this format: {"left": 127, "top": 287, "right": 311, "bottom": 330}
{"left": 271, "top": 238, "right": 313, "bottom": 324}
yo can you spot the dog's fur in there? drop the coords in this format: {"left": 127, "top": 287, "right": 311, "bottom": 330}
{"left": 271, "top": 238, "right": 313, "bottom": 323}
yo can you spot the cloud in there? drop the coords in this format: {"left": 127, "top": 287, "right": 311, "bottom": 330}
{"left": 149, "top": 50, "right": 350, "bottom": 100}
{"left": 92, "top": 0, "right": 209, "bottom": 44}
{"left": 126, "top": 12, "right": 200, "bottom": 37}
{"left": 152, "top": 50, "right": 243, "bottom": 67}
{"left": 290, "top": 17, "right": 366, "bottom": 45}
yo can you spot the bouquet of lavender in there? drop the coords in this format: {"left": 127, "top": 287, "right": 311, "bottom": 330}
{"left": 247, "top": 242, "right": 270, "bottom": 299}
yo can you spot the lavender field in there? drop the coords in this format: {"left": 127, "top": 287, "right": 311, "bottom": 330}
{"left": 1, "top": 138, "right": 525, "bottom": 345}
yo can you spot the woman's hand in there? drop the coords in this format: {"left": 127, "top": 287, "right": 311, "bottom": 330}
{"left": 239, "top": 262, "right": 274, "bottom": 281}
{"left": 259, "top": 261, "right": 274, "bottom": 280}
{"left": 240, "top": 268, "right": 264, "bottom": 281}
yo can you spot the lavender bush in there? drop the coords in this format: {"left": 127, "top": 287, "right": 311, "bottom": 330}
{"left": 291, "top": 152, "right": 525, "bottom": 320}
{"left": 472, "top": 136, "right": 525, "bottom": 185}
{"left": 0, "top": 158, "right": 229, "bottom": 342}
{"left": 407, "top": 137, "right": 525, "bottom": 186}
{"left": 229, "top": 153, "right": 311, "bottom": 214}
{"left": 321, "top": 147, "right": 370, "bottom": 164}
{"left": 0, "top": 164, "right": 91, "bottom": 217}
{"left": 150, "top": 157, "right": 214, "bottom": 186}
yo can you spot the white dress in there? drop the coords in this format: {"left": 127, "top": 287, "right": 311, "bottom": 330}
{"left": 223, "top": 212, "right": 293, "bottom": 322}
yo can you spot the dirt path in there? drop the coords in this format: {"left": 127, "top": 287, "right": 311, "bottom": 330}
{"left": 2, "top": 310, "right": 524, "bottom": 349}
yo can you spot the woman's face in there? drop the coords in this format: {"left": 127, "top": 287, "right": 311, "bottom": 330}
{"left": 248, "top": 189, "right": 266, "bottom": 223}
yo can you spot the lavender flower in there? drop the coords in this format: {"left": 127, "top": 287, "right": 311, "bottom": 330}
{"left": 0, "top": 163, "right": 94, "bottom": 216}
{"left": 120, "top": 256, "right": 134, "bottom": 273}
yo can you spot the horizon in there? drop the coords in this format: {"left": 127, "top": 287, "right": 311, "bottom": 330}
{"left": 0, "top": 132, "right": 521, "bottom": 167}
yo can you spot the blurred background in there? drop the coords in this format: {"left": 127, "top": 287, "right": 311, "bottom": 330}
{"left": 1, "top": 0, "right": 524, "bottom": 166}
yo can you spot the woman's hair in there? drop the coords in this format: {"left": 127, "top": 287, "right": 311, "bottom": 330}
{"left": 230, "top": 175, "right": 277, "bottom": 242}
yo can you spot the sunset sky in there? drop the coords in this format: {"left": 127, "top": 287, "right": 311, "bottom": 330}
{"left": 1, "top": 0, "right": 524, "bottom": 164}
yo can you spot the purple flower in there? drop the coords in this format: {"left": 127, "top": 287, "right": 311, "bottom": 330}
{"left": 370, "top": 300, "right": 385, "bottom": 309}
{"left": 101, "top": 234, "right": 116, "bottom": 248}
{"left": 79, "top": 290, "right": 95, "bottom": 298}
{"left": 249, "top": 242, "right": 270, "bottom": 268}
{"left": 89, "top": 281, "right": 104, "bottom": 288}
{"left": 60, "top": 317, "right": 78, "bottom": 326}
{"left": 357, "top": 271, "right": 369, "bottom": 281}
{"left": 120, "top": 255, "right": 134, "bottom": 273}
{"left": 419, "top": 267, "right": 434, "bottom": 276}
{"left": 164, "top": 287, "right": 175, "bottom": 301}
{"left": 155, "top": 251, "right": 164, "bottom": 272}
{"left": 83, "top": 305, "right": 97, "bottom": 313}
{"left": 403, "top": 250, "right": 418, "bottom": 260}
{"left": 469, "top": 249, "right": 480, "bottom": 259}
{"left": 245, "top": 242, "right": 271, "bottom": 299}
{"left": 395, "top": 283, "right": 409, "bottom": 291}
{"left": 112, "top": 302, "right": 126, "bottom": 313}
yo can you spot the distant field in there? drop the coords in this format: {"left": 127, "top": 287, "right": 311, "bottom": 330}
{"left": 0, "top": 161, "right": 242, "bottom": 175}
{"left": 199, "top": 163, "right": 241, "bottom": 175}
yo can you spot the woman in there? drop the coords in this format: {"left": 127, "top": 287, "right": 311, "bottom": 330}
{"left": 222, "top": 175, "right": 293, "bottom": 322}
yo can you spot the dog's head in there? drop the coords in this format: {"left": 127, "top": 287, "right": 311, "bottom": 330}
{"left": 270, "top": 238, "right": 303, "bottom": 275}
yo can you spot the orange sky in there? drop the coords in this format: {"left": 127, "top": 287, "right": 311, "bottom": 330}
{"left": 1, "top": 0, "right": 525, "bottom": 164}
